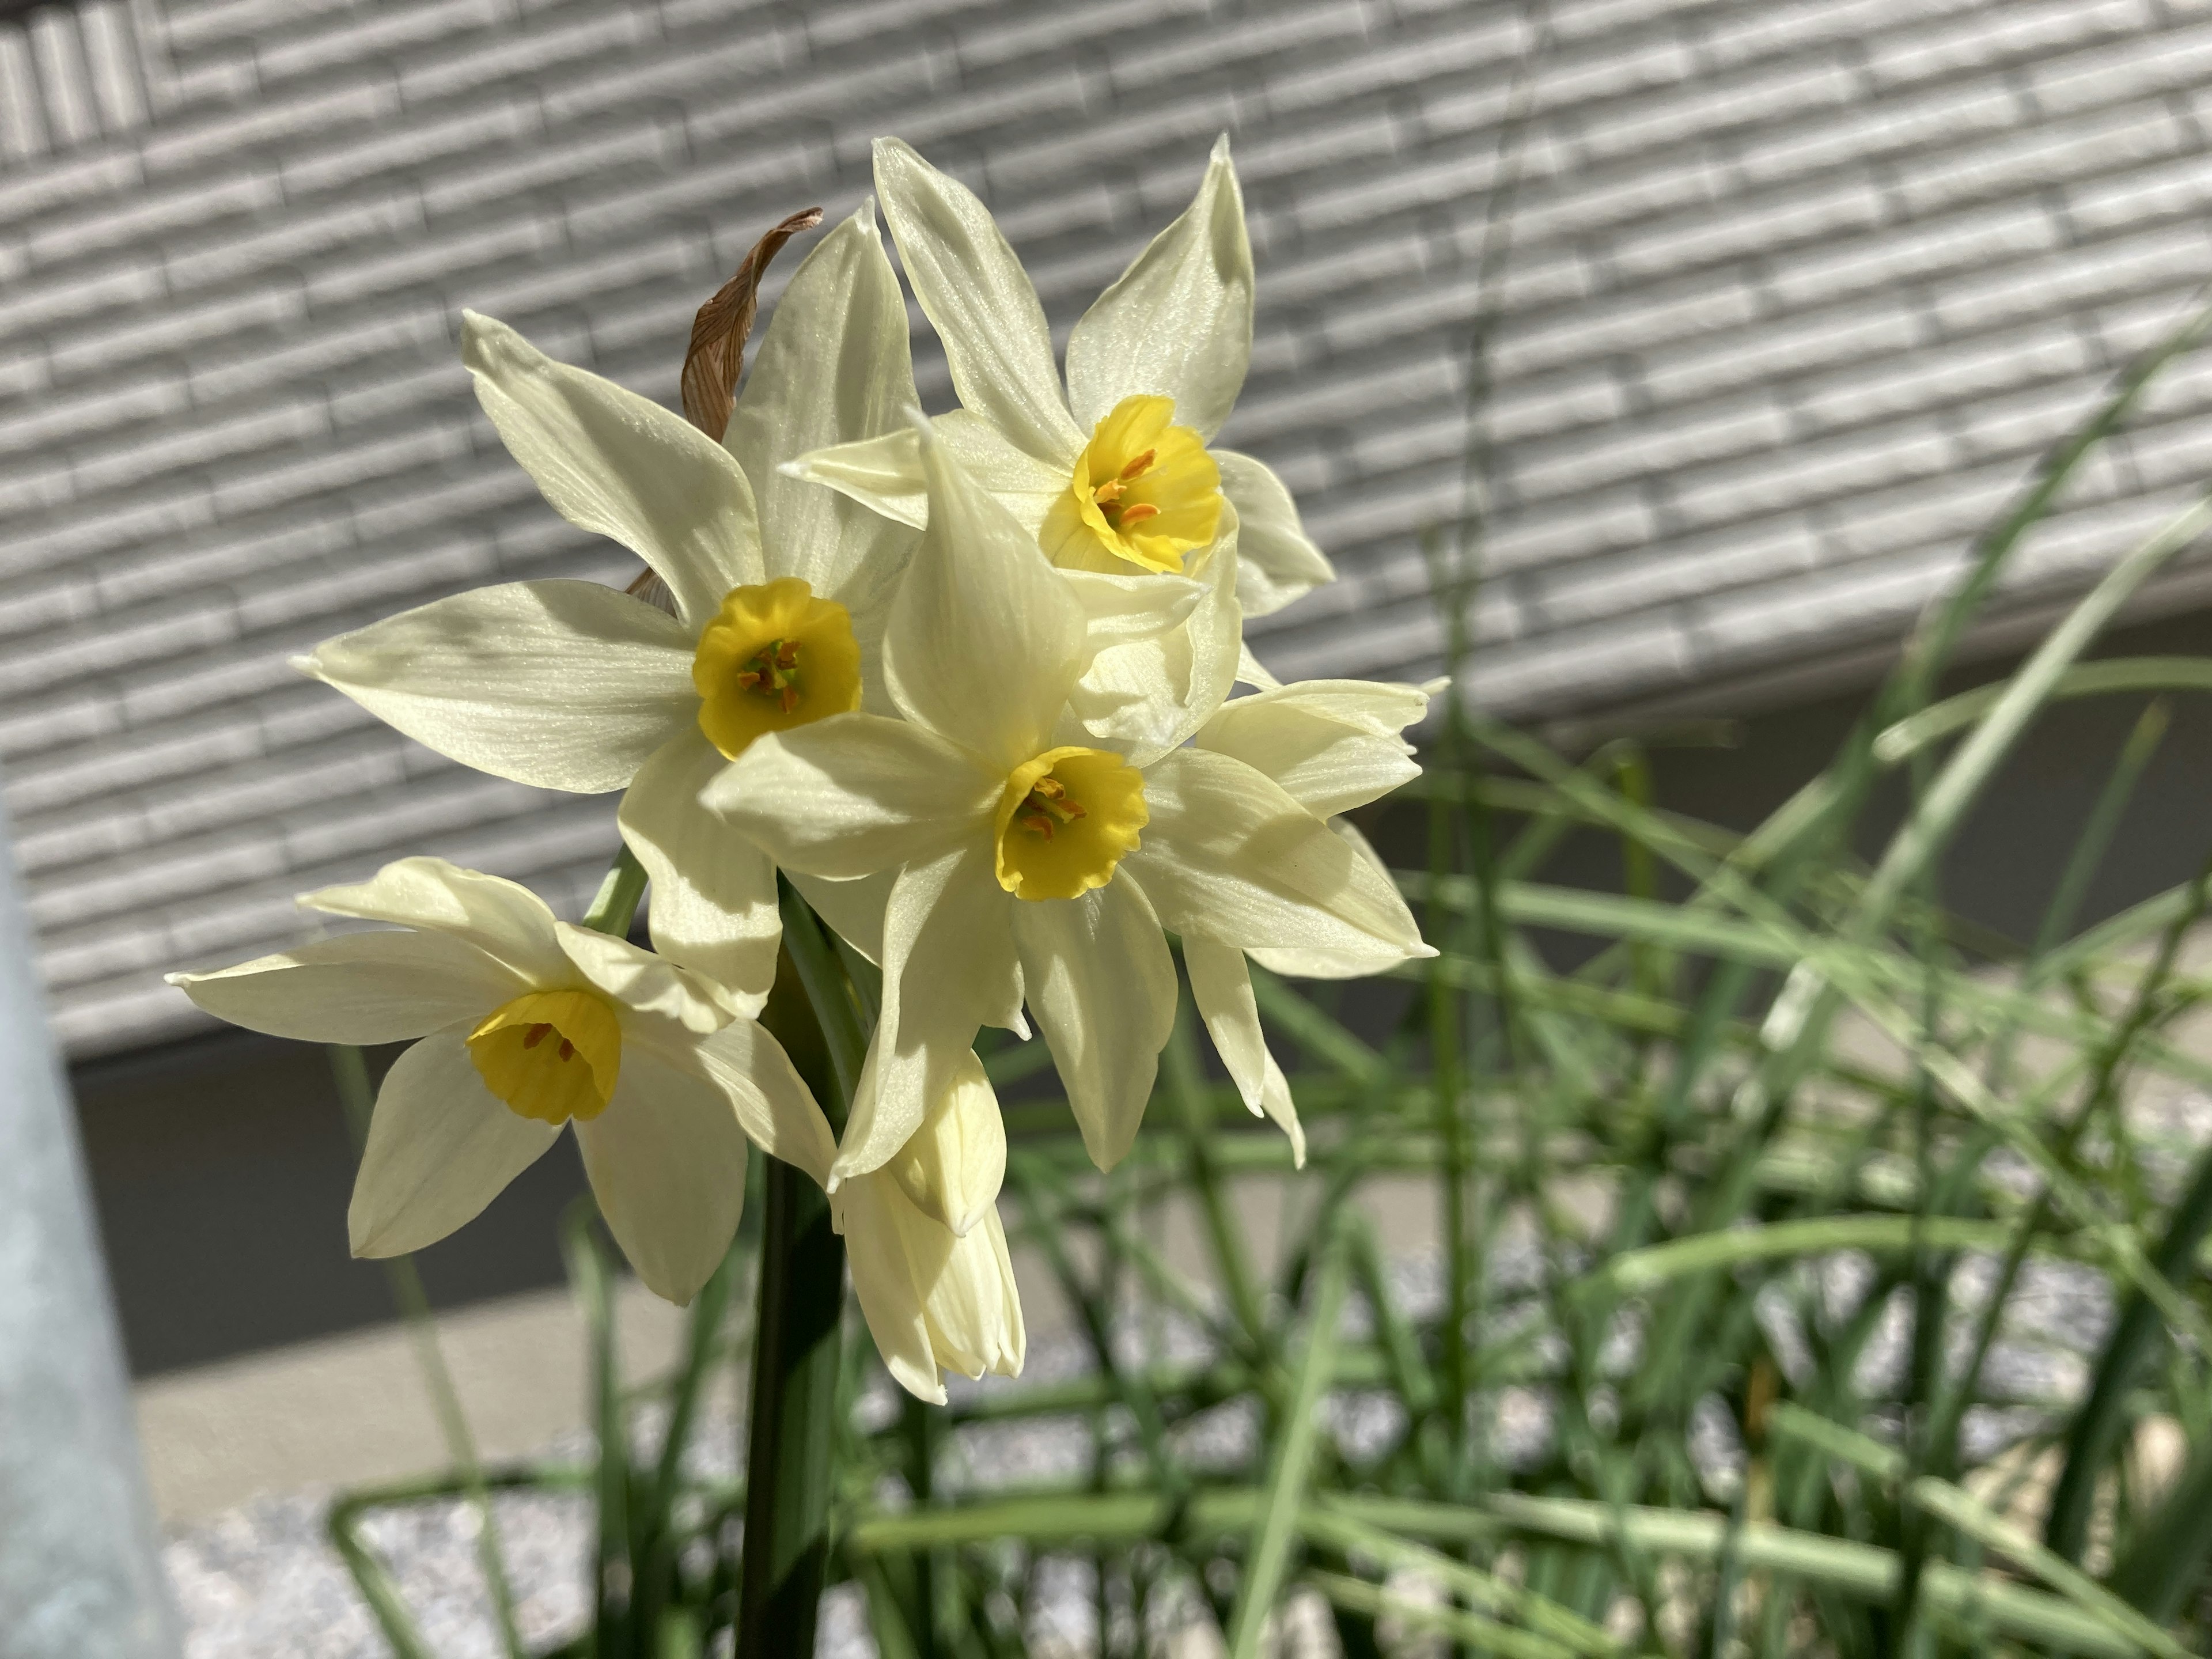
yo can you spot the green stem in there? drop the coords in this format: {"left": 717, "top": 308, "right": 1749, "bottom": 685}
{"left": 734, "top": 879, "right": 866, "bottom": 1659}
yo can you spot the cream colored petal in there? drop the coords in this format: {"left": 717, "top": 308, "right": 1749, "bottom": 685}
{"left": 1126, "top": 749, "right": 1430, "bottom": 959}
{"left": 1065, "top": 135, "right": 1253, "bottom": 441}
{"left": 1181, "top": 934, "right": 1304, "bottom": 1166}
{"left": 555, "top": 921, "right": 732, "bottom": 1036}
{"left": 785, "top": 408, "right": 1069, "bottom": 540}
{"left": 348, "top": 1025, "right": 561, "bottom": 1257}
{"left": 1194, "top": 679, "right": 1428, "bottom": 819}
{"left": 1215, "top": 449, "right": 1336, "bottom": 617}
{"left": 1062, "top": 568, "right": 1205, "bottom": 659}
{"left": 461, "top": 312, "right": 763, "bottom": 628}
{"left": 872, "top": 138, "right": 1085, "bottom": 463}
{"left": 1010, "top": 875, "right": 1177, "bottom": 1173}
{"left": 885, "top": 423, "right": 1089, "bottom": 770}
{"left": 574, "top": 1046, "right": 749, "bottom": 1304}
{"left": 1061, "top": 515, "right": 1241, "bottom": 769}
{"left": 727, "top": 204, "right": 920, "bottom": 621}
{"left": 915, "top": 1198, "right": 1025, "bottom": 1382}
{"left": 934, "top": 408, "right": 1068, "bottom": 536}
{"left": 789, "top": 869, "right": 894, "bottom": 965}
{"left": 834, "top": 1174, "right": 948, "bottom": 1404}
{"left": 782, "top": 428, "right": 926, "bottom": 530}
{"left": 300, "top": 581, "right": 696, "bottom": 793}
{"left": 695, "top": 1017, "right": 835, "bottom": 1187}
{"left": 304, "top": 857, "right": 571, "bottom": 986}
{"left": 705, "top": 715, "right": 997, "bottom": 881}
{"left": 1247, "top": 821, "right": 1420, "bottom": 981}
{"left": 618, "top": 727, "right": 778, "bottom": 1014}
{"left": 835, "top": 843, "right": 1016, "bottom": 1185}
{"left": 886, "top": 1051, "right": 1005, "bottom": 1237}
{"left": 168, "top": 931, "right": 522, "bottom": 1045}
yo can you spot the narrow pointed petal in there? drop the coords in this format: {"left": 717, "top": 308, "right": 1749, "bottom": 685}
{"left": 1237, "top": 642, "right": 1283, "bottom": 690}
{"left": 304, "top": 857, "right": 571, "bottom": 986}
{"left": 885, "top": 423, "right": 1088, "bottom": 769}
{"left": 1064, "top": 135, "right": 1253, "bottom": 441}
{"left": 348, "top": 1026, "right": 561, "bottom": 1257}
{"left": 917, "top": 1199, "right": 1025, "bottom": 1381}
{"left": 887, "top": 1051, "right": 1006, "bottom": 1237}
{"left": 461, "top": 312, "right": 763, "bottom": 630}
{"left": 835, "top": 844, "right": 1016, "bottom": 1184}
{"left": 1062, "top": 516, "right": 1241, "bottom": 768}
{"left": 790, "top": 869, "right": 894, "bottom": 965}
{"left": 1182, "top": 934, "right": 1304, "bottom": 1165}
{"left": 726, "top": 204, "right": 920, "bottom": 618}
{"left": 786, "top": 410, "right": 1070, "bottom": 539}
{"left": 782, "top": 427, "right": 927, "bottom": 529}
{"left": 556, "top": 922, "right": 732, "bottom": 1037}
{"left": 574, "top": 1046, "right": 749, "bottom": 1304}
{"left": 1062, "top": 567, "right": 1205, "bottom": 658}
{"left": 834, "top": 1176, "right": 949, "bottom": 1404}
{"left": 1215, "top": 449, "right": 1336, "bottom": 616}
{"left": 696, "top": 1017, "right": 836, "bottom": 1187}
{"left": 1012, "top": 876, "right": 1177, "bottom": 1172}
{"left": 1195, "top": 679, "right": 1429, "bottom": 818}
{"left": 619, "top": 728, "right": 779, "bottom": 1013}
{"left": 169, "top": 931, "right": 523, "bottom": 1044}
{"left": 872, "top": 139, "right": 1085, "bottom": 463}
{"left": 1126, "top": 749, "right": 1429, "bottom": 957}
{"left": 1248, "top": 821, "right": 1423, "bottom": 981}
{"left": 301, "top": 581, "right": 696, "bottom": 793}
{"left": 705, "top": 715, "right": 996, "bottom": 880}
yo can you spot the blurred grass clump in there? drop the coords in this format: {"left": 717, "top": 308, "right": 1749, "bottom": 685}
{"left": 320, "top": 199, "right": 2212, "bottom": 1659}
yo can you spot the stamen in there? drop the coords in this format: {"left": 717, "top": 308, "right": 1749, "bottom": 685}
{"left": 523, "top": 1023, "right": 551, "bottom": 1050}
{"left": 1118, "top": 503, "right": 1160, "bottom": 526}
{"left": 1118, "top": 449, "right": 1156, "bottom": 482}
{"left": 736, "top": 637, "right": 802, "bottom": 708}
{"left": 557, "top": 1038, "right": 575, "bottom": 1062}
{"left": 1015, "top": 772, "right": 1089, "bottom": 838}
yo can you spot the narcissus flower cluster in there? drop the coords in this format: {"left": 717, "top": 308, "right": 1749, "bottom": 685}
{"left": 169, "top": 136, "right": 1435, "bottom": 1404}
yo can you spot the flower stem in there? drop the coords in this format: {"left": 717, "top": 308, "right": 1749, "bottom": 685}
{"left": 734, "top": 880, "right": 867, "bottom": 1659}
{"left": 582, "top": 844, "right": 649, "bottom": 935}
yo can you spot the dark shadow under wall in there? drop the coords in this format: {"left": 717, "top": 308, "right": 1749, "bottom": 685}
{"left": 72, "top": 603, "right": 2212, "bottom": 1376}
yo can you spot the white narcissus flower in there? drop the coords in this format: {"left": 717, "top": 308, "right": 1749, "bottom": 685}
{"left": 165, "top": 858, "right": 820, "bottom": 1305}
{"left": 292, "top": 207, "right": 921, "bottom": 1014}
{"left": 762, "top": 1049, "right": 1025, "bottom": 1404}
{"left": 790, "top": 135, "right": 1334, "bottom": 761}
{"left": 1180, "top": 675, "right": 1439, "bottom": 1165}
{"left": 704, "top": 425, "right": 1429, "bottom": 1187}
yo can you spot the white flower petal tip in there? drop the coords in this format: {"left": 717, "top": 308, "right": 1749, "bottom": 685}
{"left": 287, "top": 652, "right": 320, "bottom": 680}
{"left": 1210, "top": 131, "right": 1233, "bottom": 163}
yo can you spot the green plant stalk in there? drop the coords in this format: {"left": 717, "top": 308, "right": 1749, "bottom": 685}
{"left": 1225, "top": 1216, "right": 1353, "bottom": 1659}
{"left": 562, "top": 1201, "right": 636, "bottom": 1653}
{"left": 734, "top": 882, "right": 867, "bottom": 1659}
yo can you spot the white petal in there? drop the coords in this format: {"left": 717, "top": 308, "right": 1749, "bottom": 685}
{"left": 555, "top": 921, "right": 733, "bottom": 1036}
{"left": 1062, "top": 568, "right": 1205, "bottom": 658}
{"left": 1237, "top": 641, "right": 1283, "bottom": 690}
{"left": 834, "top": 1173, "right": 948, "bottom": 1403}
{"left": 790, "top": 869, "right": 894, "bottom": 965}
{"left": 348, "top": 1025, "right": 560, "bottom": 1257}
{"left": 169, "top": 930, "right": 522, "bottom": 1044}
{"left": 917, "top": 1199, "right": 1025, "bottom": 1382}
{"left": 1062, "top": 515, "right": 1241, "bottom": 769}
{"left": 696, "top": 1018, "right": 835, "bottom": 1186}
{"left": 835, "top": 844, "right": 1016, "bottom": 1184}
{"left": 885, "top": 424, "right": 1088, "bottom": 770}
{"left": 1215, "top": 449, "right": 1336, "bottom": 617}
{"left": 619, "top": 727, "right": 778, "bottom": 1013}
{"left": 783, "top": 427, "right": 926, "bottom": 530}
{"left": 1182, "top": 935, "right": 1304, "bottom": 1165}
{"left": 304, "top": 858, "right": 570, "bottom": 986}
{"left": 300, "top": 581, "right": 696, "bottom": 793}
{"left": 887, "top": 1050, "right": 1006, "bottom": 1237}
{"left": 1194, "top": 679, "right": 1429, "bottom": 819}
{"left": 1011, "top": 875, "right": 1177, "bottom": 1172}
{"left": 705, "top": 715, "right": 996, "bottom": 880}
{"left": 462, "top": 312, "right": 763, "bottom": 629}
{"left": 575, "top": 1046, "right": 749, "bottom": 1304}
{"left": 872, "top": 139, "right": 1084, "bottom": 463}
{"left": 1126, "top": 749, "right": 1429, "bottom": 957}
{"left": 1247, "top": 821, "right": 1421, "bottom": 981}
{"left": 727, "top": 204, "right": 920, "bottom": 621}
{"left": 1065, "top": 135, "right": 1253, "bottom": 441}
{"left": 785, "top": 408, "right": 1070, "bottom": 539}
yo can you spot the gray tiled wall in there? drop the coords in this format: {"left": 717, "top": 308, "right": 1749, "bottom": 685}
{"left": 5, "top": 0, "right": 2212, "bottom": 1055}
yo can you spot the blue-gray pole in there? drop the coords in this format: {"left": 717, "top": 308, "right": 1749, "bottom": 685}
{"left": 0, "top": 786, "right": 179, "bottom": 1658}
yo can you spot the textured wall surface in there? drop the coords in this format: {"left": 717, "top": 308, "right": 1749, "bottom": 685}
{"left": 5, "top": 0, "right": 2212, "bottom": 1055}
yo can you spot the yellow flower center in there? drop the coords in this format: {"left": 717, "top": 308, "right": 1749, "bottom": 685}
{"left": 467, "top": 988, "right": 622, "bottom": 1124}
{"left": 993, "top": 747, "right": 1147, "bottom": 901}
{"left": 691, "top": 575, "right": 862, "bottom": 759}
{"left": 1043, "top": 393, "right": 1222, "bottom": 576}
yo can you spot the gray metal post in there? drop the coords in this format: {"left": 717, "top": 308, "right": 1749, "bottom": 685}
{"left": 0, "top": 785, "right": 179, "bottom": 1658}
